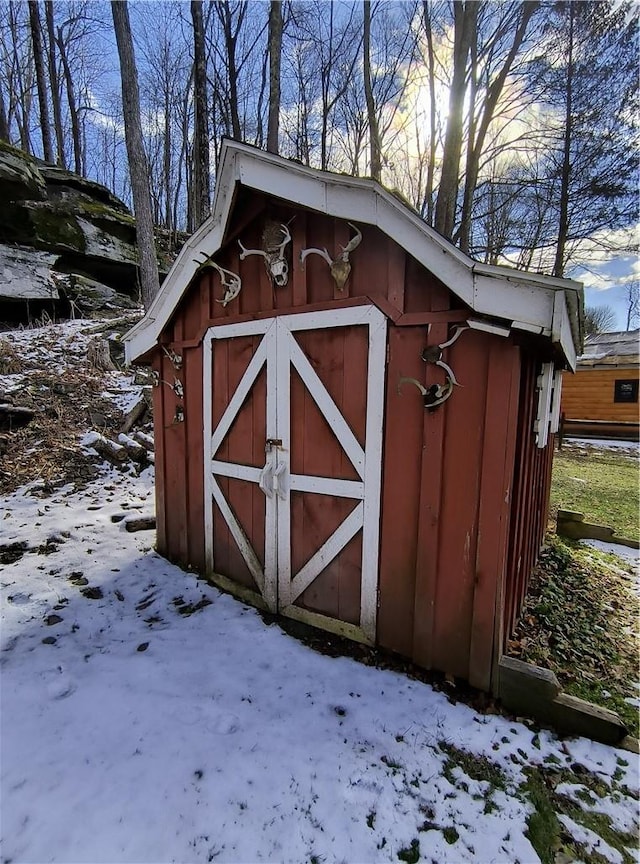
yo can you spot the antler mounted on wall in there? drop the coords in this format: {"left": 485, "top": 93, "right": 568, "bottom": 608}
{"left": 193, "top": 253, "right": 242, "bottom": 307}
{"left": 238, "top": 221, "right": 292, "bottom": 287}
{"left": 299, "top": 222, "right": 362, "bottom": 291}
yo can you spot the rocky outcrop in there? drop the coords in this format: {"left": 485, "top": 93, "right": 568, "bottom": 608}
{"left": 0, "top": 142, "right": 183, "bottom": 321}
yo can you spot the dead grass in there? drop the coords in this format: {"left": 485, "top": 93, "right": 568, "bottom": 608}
{"left": 0, "top": 338, "right": 22, "bottom": 374}
{"left": 0, "top": 366, "right": 124, "bottom": 493}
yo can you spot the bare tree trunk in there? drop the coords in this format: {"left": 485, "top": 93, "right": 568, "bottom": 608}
{"left": 458, "top": 1, "right": 537, "bottom": 253}
{"left": 28, "top": 1, "right": 54, "bottom": 162}
{"left": 162, "top": 84, "right": 172, "bottom": 231}
{"left": 56, "top": 26, "right": 81, "bottom": 174}
{"left": 434, "top": 0, "right": 478, "bottom": 239}
{"left": 0, "top": 89, "right": 9, "bottom": 142}
{"left": 111, "top": 0, "right": 160, "bottom": 309}
{"left": 191, "top": 0, "right": 210, "bottom": 226}
{"left": 217, "top": 3, "right": 242, "bottom": 140}
{"left": 363, "top": 0, "right": 381, "bottom": 181}
{"left": 422, "top": 1, "right": 437, "bottom": 225}
{"left": 255, "top": 41, "right": 269, "bottom": 149}
{"left": 9, "top": 0, "right": 33, "bottom": 154}
{"left": 458, "top": 30, "right": 477, "bottom": 248}
{"left": 267, "top": 0, "right": 282, "bottom": 154}
{"left": 553, "top": 3, "right": 574, "bottom": 278}
{"left": 44, "top": 1, "right": 65, "bottom": 167}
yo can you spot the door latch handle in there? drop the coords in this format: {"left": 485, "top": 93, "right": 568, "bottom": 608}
{"left": 259, "top": 461, "right": 274, "bottom": 498}
{"left": 273, "top": 462, "right": 287, "bottom": 500}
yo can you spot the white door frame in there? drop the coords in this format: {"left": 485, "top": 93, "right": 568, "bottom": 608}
{"left": 202, "top": 305, "right": 387, "bottom": 643}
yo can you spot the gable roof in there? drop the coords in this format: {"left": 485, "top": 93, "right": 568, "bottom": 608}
{"left": 125, "top": 139, "right": 583, "bottom": 369}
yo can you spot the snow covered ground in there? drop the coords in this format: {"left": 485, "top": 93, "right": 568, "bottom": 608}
{"left": 1, "top": 321, "right": 639, "bottom": 864}
{"left": 562, "top": 438, "right": 639, "bottom": 455}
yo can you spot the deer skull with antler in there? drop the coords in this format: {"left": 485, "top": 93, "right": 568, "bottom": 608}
{"left": 299, "top": 222, "right": 362, "bottom": 290}
{"left": 193, "top": 254, "right": 242, "bottom": 307}
{"left": 238, "top": 221, "right": 292, "bottom": 287}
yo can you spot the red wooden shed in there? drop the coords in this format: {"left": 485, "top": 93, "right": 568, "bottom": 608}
{"left": 125, "top": 141, "right": 583, "bottom": 693}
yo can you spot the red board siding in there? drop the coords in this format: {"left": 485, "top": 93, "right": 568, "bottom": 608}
{"left": 503, "top": 354, "right": 555, "bottom": 643}
{"left": 377, "top": 327, "right": 521, "bottom": 687}
{"left": 151, "top": 202, "right": 553, "bottom": 692}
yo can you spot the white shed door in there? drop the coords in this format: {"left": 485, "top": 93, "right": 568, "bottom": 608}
{"left": 203, "top": 305, "right": 387, "bottom": 644}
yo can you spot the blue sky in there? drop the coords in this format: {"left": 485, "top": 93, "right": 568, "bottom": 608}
{"left": 568, "top": 225, "right": 639, "bottom": 331}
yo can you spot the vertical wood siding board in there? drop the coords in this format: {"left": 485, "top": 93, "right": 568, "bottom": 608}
{"left": 292, "top": 211, "right": 307, "bottom": 307}
{"left": 520, "top": 361, "right": 539, "bottom": 622}
{"left": 515, "top": 364, "right": 532, "bottom": 631}
{"left": 340, "top": 326, "right": 369, "bottom": 625}
{"left": 524, "top": 447, "right": 543, "bottom": 604}
{"left": 227, "top": 335, "right": 261, "bottom": 590}
{"left": 162, "top": 350, "right": 185, "bottom": 562}
{"left": 173, "top": 311, "right": 184, "bottom": 344}
{"left": 225, "top": 334, "right": 264, "bottom": 581}
{"left": 515, "top": 357, "right": 536, "bottom": 633}
{"left": 203, "top": 332, "right": 214, "bottom": 575}
{"left": 337, "top": 327, "right": 350, "bottom": 622}
{"left": 410, "top": 277, "right": 452, "bottom": 665}
{"left": 185, "top": 347, "right": 205, "bottom": 570}
{"left": 469, "top": 340, "right": 519, "bottom": 691}
{"left": 200, "top": 272, "right": 211, "bottom": 327}
{"left": 506, "top": 354, "right": 532, "bottom": 637}
{"left": 152, "top": 353, "right": 168, "bottom": 556}
{"left": 161, "top": 350, "right": 175, "bottom": 557}
{"left": 183, "top": 282, "right": 202, "bottom": 341}
{"left": 387, "top": 239, "right": 406, "bottom": 312}
{"left": 256, "top": 242, "right": 274, "bottom": 316}
{"left": 294, "top": 328, "right": 341, "bottom": 620}
{"left": 175, "top": 347, "right": 191, "bottom": 565}
{"left": 261, "top": 323, "right": 278, "bottom": 607}
{"left": 543, "top": 438, "right": 555, "bottom": 534}
{"left": 252, "top": 341, "right": 267, "bottom": 571}
{"left": 360, "top": 310, "right": 387, "bottom": 640}
{"left": 431, "top": 333, "right": 487, "bottom": 678}
{"left": 334, "top": 219, "right": 350, "bottom": 301}
{"left": 213, "top": 338, "right": 230, "bottom": 575}
{"left": 490, "top": 344, "right": 521, "bottom": 685}
{"left": 533, "top": 448, "right": 545, "bottom": 566}
{"left": 275, "top": 319, "right": 292, "bottom": 611}
{"left": 506, "top": 350, "right": 526, "bottom": 642}
{"left": 412, "top": 322, "right": 449, "bottom": 668}
{"left": 305, "top": 213, "right": 333, "bottom": 305}
{"left": 377, "top": 327, "right": 423, "bottom": 656}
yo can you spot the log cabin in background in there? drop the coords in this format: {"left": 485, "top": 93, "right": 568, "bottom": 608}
{"left": 125, "top": 140, "right": 583, "bottom": 695}
{"left": 560, "top": 330, "right": 640, "bottom": 441}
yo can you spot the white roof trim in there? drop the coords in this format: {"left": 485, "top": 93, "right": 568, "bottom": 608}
{"left": 125, "top": 139, "right": 582, "bottom": 365}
